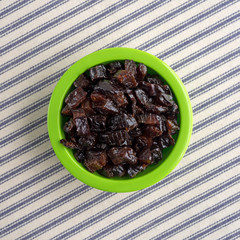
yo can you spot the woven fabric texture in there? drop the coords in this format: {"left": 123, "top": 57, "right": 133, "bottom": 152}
{"left": 0, "top": 0, "right": 239, "bottom": 239}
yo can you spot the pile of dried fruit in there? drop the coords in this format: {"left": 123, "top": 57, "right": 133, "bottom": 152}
{"left": 60, "top": 60, "right": 179, "bottom": 178}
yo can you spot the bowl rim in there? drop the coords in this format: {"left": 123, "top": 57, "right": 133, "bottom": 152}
{"left": 48, "top": 47, "right": 193, "bottom": 192}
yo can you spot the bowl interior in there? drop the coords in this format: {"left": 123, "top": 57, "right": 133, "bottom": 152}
{"left": 48, "top": 48, "right": 192, "bottom": 192}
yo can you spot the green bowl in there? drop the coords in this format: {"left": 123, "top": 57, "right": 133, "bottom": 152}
{"left": 48, "top": 48, "right": 193, "bottom": 192}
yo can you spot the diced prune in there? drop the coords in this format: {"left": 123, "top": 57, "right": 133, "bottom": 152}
{"left": 78, "top": 133, "right": 97, "bottom": 150}
{"left": 112, "top": 91, "right": 128, "bottom": 108}
{"left": 167, "top": 103, "right": 179, "bottom": 119}
{"left": 146, "top": 76, "right": 162, "bottom": 85}
{"left": 88, "top": 115, "right": 107, "bottom": 132}
{"left": 138, "top": 81, "right": 157, "bottom": 96}
{"left": 168, "top": 134, "right": 175, "bottom": 145}
{"left": 129, "top": 127, "right": 142, "bottom": 139}
{"left": 134, "top": 88, "right": 149, "bottom": 105}
{"left": 145, "top": 104, "right": 168, "bottom": 114}
{"left": 108, "top": 147, "right": 137, "bottom": 165}
{"left": 107, "top": 61, "right": 122, "bottom": 74}
{"left": 138, "top": 148, "right": 152, "bottom": 164}
{"left": 127, "top": 164, "right": 147, "bottom": 178}
{"left": 151, "top": 147, "right": 162, "bottom": 163}
{"left": 125, "top": 60, "right": 137, "bottom": 76}
{"left": 84, "top": 150, "right": 107, "bottom": 172}
{"left": 81, "top": 98, "right": 96, "bottom": 115}
{"left": 100, "top": 130, "right": 131, "bottom": 146}
{"left": 95, "top": 143, "right": 108, "bottom": 150}
{"left": 157, "top": 134, "right": 170, "bottom": 149}
{"left": 166, "top": 119, "right": 180, "bottom": 135}
{"left": 144, "top": 125, "right": 162, "bottom": 138}
{"left": 114, "top": 70, "right": 138, "bottom": 88}
{"left": 95, "top": 81, "right": 127, "bottom": 108}
{"left": 89, "top": 65, "right": 107, "bottom": 81}
{"left": 137, "top": 113, "right": 161, "bottom": 125}
{"left": 126, "top": 90, "right": 137, "bottom": 115}
{"left": 63, "top": 119, "right": 75, "bottom": 136}
{"left": 101, "top": 164, "right": 126, "bottom": 177}
{"left": 136, "top": 63, "right": 147, "bottom": 81}
{"left": 72, "top": 109, "right": 90, "bottom": 136}
{"left": 101, "top": 164, "right": 114, "bottom": 178}
{"left": 108, "top": 113, "right": 137, "bottom": 131}
{"left": 155, "top": 93, "right": 174, "bottom": 106}
{"left": 112, "top": 165, "right": 126, "bottom": 177}
{"left": 72, "top": 108, "right": 85, "bottom": 119}
{"left": 65, "top": 87, "right": 87, "bottom": 109}
{"left": 94, "top": 80, "right": 117, "bottom": 93}
{"left": 135, "top": 136, "right": 152, "bottom": 152}
{"left": 74, "top": 151, "right": 85, "bottom": 162}
{"left": 162, "top": 85, "right": 173, "bottom": 96}
{"left": 91, "top": 92, "right": 119, "bottom": 115}
{"left": 73, "top": 74, "right": 90, "bottom": 89}
{"left": 60, "top": 139, "right": 78, "bottom": 149}
{"left": 61, "top": 104, "right": 72, "bottom": 116}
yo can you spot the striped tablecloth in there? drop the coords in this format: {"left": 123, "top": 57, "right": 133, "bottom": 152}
{"left": 1, "top": 0, "right": 239, "bottom": 239}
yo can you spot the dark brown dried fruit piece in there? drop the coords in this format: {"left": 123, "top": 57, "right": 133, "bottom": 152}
{"left": 89, "top": 65, "right": 107, "bottom": 81}
{"left": 100, "top": 130, "right": 131, "bottom": 146}
{"left": 108, "top": 147, "right": 137, "bottom": 165}
{"left": 114, "top": 70, "right": 138, "bottom": 88}
{"left": 84, "top": 150, "right": 107, "bottom": 172}
{"left": 108, "top": 113, "right": 137, "bottom": 131}
{"left": 74, "top": 74, "right": 90, "bottom": 89}
{"left": 65, "top": 87, "right": 87, "bottom": 109}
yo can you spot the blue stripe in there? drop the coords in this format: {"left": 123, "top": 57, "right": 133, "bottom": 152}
{"left": 0, "top": 0, "right": 230, "bottom": 92}
{"left": 0, "top": 115, "right": 47, "bottom": 148}
{"left": 138, "top": 0, "right": 238, "bottom": 51}
{"left": 0, "top": 0, "right": 70, "bottom": 37}
{"left": 0, "top": 0, "right": 104, "bottom": 55}
{"left": 103, "top": 0, "right": 205, "bottom": 49}
{"left": 181, "top": 47, "right": 240, "bottom": 84}
{"left": 186, "top": 119, "right": 240, "bottom": 156}
{"left": 186, "top": 210, "right": 240, "bottom": 240}
{"left": 172, "top": 29, "right": 240, "bottom": 71}
{"left": 189, "top": 66, "right": 240, "bottom": 99}
{"left": 0, "top": 185, "right": 95, "bottom": 238}
{"left": 0, "top": 0, "right": 139, "bottom": 71}
{"left": 0, "top": 132, "right": 49, "bottom": 166}
{"left": 0, "top": 67, "right": 67, "bottom": 111}
{"left": 219, "top": 229, "right": 240, "bottom": 240}
{"left": 193, "top": 83, "right": 240, "bottom": 114}
{"left": 152, "top": 193, "right": 240, "bottom": 240}
{"left": 158, "top": 11, "right": 240, "bottom": 60}
{"left": 1, "top": 190, "right": 112, "bottom": 238}
{"left": 0, "top": 163, "right": 63, "bottom": 204}
{"left": 0, "top": 0, "right": 164, "bottom": 93}
{"left": 115, "top": 171, "right": 240, "bottom": 240}
{"left": 0, "top": 94, "right": 51, "bottom": 130}
{"left": 192, "top": 101, "right": 240, "bottom": 134}
{"left": 0, "top": 0, "right": 35, "bottom": 19}
{"left": 6, "top": 138, "right": 239, "bottom": 239}
{"left": 0, "top": 175, "right": 75, "bottom": 220}
{"left": 0, "top": 148, "right": 54, "bottom": 185}
{"left": 49, "top": 159, "right": 240, "bottom": 240}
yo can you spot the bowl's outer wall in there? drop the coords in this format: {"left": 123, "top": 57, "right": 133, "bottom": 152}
{"left": 48, "top": 48, "right": 193, "bottom": 192}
